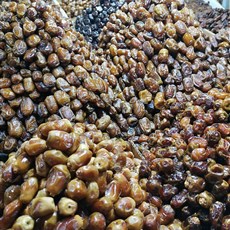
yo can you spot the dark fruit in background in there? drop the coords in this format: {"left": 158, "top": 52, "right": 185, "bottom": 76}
{"left": 75, "top": 0, "right": 125, "bottom": 46}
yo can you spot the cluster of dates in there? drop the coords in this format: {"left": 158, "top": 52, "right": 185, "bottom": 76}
{"left": 185, "top": 0, "right": 230, "bottom": 33}
{"left": 97, "top": 0, "right": 230, "bottom": 228}
{"left": 197, "top": 9, "right": 230, "bottom": 34}
{"left": 0, "top": 119, "right": 186, "bottom": 230}
{"left": 59, "top": 0, "right": 94, "bottom": 19}
{"left": 75, "top": 0, "right": 125, "bottom": 45}
{"left": 0, "top": 0, "right": 117, "bottom": 154}
{"left": 0, "top": 0, "right": 229, "bottom": 229}
{"left": 98, "top": 0, "right": 229, "bottom": 143}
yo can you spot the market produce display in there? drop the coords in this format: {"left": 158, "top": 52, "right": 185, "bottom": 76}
{"left": 0, "top": 0, "right": 229, "bottom": 229}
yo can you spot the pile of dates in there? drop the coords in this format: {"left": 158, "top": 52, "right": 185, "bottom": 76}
{"left": 0, "top": 0, "right": 229, "bottom": 229}
{"left": 186, "top": 0, "right": 230, "bottom": 33}
{"left": 0, "top": 0, "right": 117, "bottom": 153}
{"left": 1, "top": 119, "right": 185, "bottom": 230}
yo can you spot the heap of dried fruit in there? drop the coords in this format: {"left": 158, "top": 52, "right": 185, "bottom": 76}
{"left": 0, "top": 119, "right": 185, "bottom": 230}
{"left": 186, "top": 0, "right": 230, "bottom": 33}
{"left": 59, "top": 0, "right": 96, "bottom": 19}
{"left": 98, "top": 0, "right": 229, "bottom": 150}
{"left": 75, "top": 0, "right": 125, "bottom": 45}
{"left": 0, "top": 0, "right": 116, "bottom": 153}
{"left": 185, "top": 0, "right": 213, "bottom": 15}
{"left": 0, "top": 0, "right": 229, "bottom": 229}
{"left": 97, "top": 1, "right": 230, "bottom": 228}
{"left": 197, "top": 8, "right": 229, "bottom": 33}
